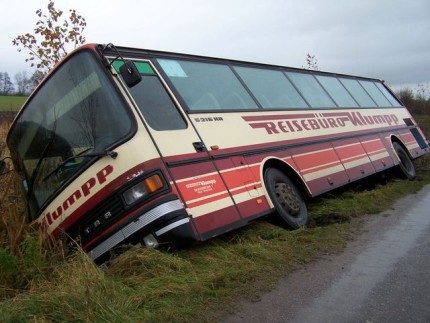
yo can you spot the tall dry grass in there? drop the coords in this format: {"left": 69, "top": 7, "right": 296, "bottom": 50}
{"left": 0, "top": 117, "right": 70, "bottom": 301}
{"left": 0, "top": 118, "right": 27, "bottom": 251}
{"left": 0, "top": 117, "right": 49, "bottom": 297}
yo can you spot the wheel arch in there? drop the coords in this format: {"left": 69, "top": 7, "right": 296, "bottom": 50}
{"left": 389, "top": 135, "right": 413, "bottom": 160}
{"left": 261, "top": 157, "right": 311, "bottom": 202}
{"left": 389, "top": 135, "right": 417, "bottom": 180}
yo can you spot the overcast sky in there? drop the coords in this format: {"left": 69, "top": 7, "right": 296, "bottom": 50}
{"left": 1, "top": 0, "right": 429, "bottom": 91}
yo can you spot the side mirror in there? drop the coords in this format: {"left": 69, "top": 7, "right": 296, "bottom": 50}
{"left": 119, "top": 60, "right": 142, "bottom": 87}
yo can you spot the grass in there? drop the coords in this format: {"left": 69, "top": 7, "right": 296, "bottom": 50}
{"left": 0, "top": 114, "right": 430, "bottom": 322}
{"left": 0, "top": 95, "right": 27, "bottom": 112}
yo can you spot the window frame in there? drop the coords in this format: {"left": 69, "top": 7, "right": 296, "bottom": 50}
{"left": 112, "top": 58, "right": 189, "bottom": 131}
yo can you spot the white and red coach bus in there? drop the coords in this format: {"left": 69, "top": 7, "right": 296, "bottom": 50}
{"left": 7, "top": 44, "right": 429, "bottom": 262}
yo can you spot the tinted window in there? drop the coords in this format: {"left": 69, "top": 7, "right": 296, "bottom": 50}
{"left": 286, "top": 72, "right": 336, "bottom": 108}
{"left": 114, "top": 60, "right": 186, "bottom": 130}
{"left": 316, "top": 75, "right": 358, "bottom": 108}
{"left": 158, "top": 59, "right": 258, "bottom": 111}
{"left": 359, "top": 80, "right": 392, "bottom": 107}
{"left": 375, "top": 83, "right": 402, "bottom": 107}
{"left": 339, "top": 78, "right": 377, "bottom": 107}
{"left": 234, "top": 66, "right": 307, "bottom": 108}
{"left": 128, "top": 75, "right": 187, "bottom": 130}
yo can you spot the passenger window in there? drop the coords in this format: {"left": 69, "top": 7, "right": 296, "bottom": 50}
{"left": 158, "top": 59, "right": 258, "bottom": 111}
{"left": 286, "top": 72, "right": 336, "bottom": 108}
{"left": 234, "top": 66, "right": 308, "bottom": 109}
{"left": 359, "top": 80, "right": 392, "bottom": 107}
{"left": 375, "top": 83, "right": 402, "bottom": 107}
{"left": 316, "top": 75, "right": 358, "bottom": 108}
{"left": 339, "top": 78, "right": 377, "bottom": 107}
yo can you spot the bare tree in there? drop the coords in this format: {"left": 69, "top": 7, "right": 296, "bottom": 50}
{"left": 15, "top": 71, "right": 30, "bottom": 95}
{"left": 415, "top": 84, "right": 429, "bottom": 101}
{"left": 415, "top": 84, "right": 429, "bottom": 114}
{"left": 12, "top": 0, "right": 86, "bottom": 78}
{"left": 0, "top": 72, "right": 15, "bottom": 94}
{"left": 303, "top": 53, "right": 319, "bottom": 71}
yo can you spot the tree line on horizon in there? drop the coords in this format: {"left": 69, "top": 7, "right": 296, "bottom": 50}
{"left": 0, "top": 71, "right": 42, "bottom": 96}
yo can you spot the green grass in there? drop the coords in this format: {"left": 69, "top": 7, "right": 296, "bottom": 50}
{"left": 0, "top": 95, "right": 27, "bottom": 112}
{"left": 1, "top": 160, "right": 430, "bottom": 322}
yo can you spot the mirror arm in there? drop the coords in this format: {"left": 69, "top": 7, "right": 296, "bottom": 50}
{"left": 98, "top": 43, "right": 142, "bottom": 87}
{"left": 99, "top": 43, "right": 124, "bottom": 68}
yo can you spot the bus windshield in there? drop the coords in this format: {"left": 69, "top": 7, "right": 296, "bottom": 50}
{"left": 8, "top": 50, "right": 134, "bottom": 218}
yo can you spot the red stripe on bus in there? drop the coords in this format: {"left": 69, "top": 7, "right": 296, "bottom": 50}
{"left": 192, "top": 205, "right": 241, "bottom": 234}
{"left": 335, "top": 142, "right": 365, "bottom": 158}
{"left": 293, "top": 149, "right": 341, "bottom": 173}
{"left": 361, "top": 139, "right": 385, "bottom": 152}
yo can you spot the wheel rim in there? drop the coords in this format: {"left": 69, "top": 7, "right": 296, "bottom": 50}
{"left": 274, "top": 182, "right": 300, "bottom": 217}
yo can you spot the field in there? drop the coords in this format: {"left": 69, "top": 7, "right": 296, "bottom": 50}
{"left": 0, "top": 95, "right": 27, "bottom": 112}
{"left": 0, "top": 112, "right": 429, "bottom": 321}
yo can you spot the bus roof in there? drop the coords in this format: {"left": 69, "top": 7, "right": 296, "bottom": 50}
{"left": 98, "top": 43, "right": 383, "bottom": 83}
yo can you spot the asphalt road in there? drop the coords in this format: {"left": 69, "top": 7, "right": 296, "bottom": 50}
{"left": 223, "top": 185, "right": 430, "bottom": 323}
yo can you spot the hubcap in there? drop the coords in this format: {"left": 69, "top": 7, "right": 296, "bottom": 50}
{"left": 274, "top": 182, "right": 300, "bottom": 216}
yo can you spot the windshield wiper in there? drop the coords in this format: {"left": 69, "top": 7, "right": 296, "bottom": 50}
{"left": 43, "top": 149, "right": 118, "bottom": 182}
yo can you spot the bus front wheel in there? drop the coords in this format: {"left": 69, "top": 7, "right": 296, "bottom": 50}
{"left": 264, "top": 168, "right": 308, "bottom": 229}
{"left": 393, "top": 142, "right": 416, "bottom": 180}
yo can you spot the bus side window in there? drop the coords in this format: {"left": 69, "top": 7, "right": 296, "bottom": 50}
{"left": 234, "top": 66, "right": 308, "bottom": 109}
{"left": 286, "top": 72, "right": 336, "bottom": 108}
{"left": 158, "top": 59, "right": 258, "bottom": 111}
{"left": 128, "top": 75, "right": 187, "bottom": 131}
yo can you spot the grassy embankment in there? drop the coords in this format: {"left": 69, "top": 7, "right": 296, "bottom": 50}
{"left": 0, "top": 95, "right": 26, "bottom": 112}
{"left": 0, "top": 94, "right": 429, "bottom": 321}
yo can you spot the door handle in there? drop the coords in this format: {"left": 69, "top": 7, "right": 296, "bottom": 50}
{"left": 193, "top": 142, "right": 207, "bottom": 152}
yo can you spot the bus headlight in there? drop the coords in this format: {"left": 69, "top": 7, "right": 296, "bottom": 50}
{"left": 122, "top": 174, "right": 164, "bottom": 205}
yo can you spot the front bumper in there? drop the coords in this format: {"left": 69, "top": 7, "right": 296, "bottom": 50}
{"left": 87, "top": 198, "right": 195, "bottom": 261}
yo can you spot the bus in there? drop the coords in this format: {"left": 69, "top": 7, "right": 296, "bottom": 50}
{"left": 7, "top": 43, "right": 429, "bottom": 262}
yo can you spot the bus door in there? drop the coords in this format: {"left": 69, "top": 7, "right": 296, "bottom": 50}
{"left": 189, "top": 114, "right": 270, "bottom": 220}
{"left": 123, "top": 61, "right": 242, "bottom": 238}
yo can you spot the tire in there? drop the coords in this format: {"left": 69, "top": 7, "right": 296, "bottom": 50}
{"left": 393, "top": 142, "right": 416, "bottom": 180}
{"left": 264, "top": 168, "right": 308, "bottom": 229}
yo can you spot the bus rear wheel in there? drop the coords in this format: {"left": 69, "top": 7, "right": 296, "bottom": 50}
{"left": 393, "top": 142, "right": 416, "bottom": 180}
{"left": 264, "top": 168, "right": 308, "bottom": 229}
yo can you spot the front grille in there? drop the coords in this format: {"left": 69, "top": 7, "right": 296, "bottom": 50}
{"left": 67, "top": 193, "right": 126, "bottom": 246}
{"left": 66, "top": 169, "right": 170, "bottom": 248}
